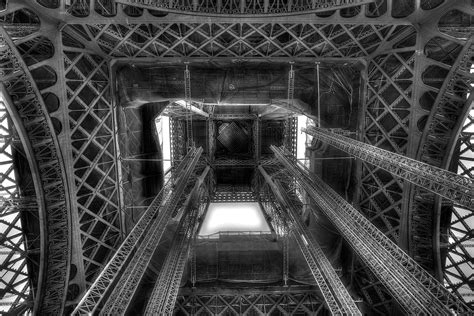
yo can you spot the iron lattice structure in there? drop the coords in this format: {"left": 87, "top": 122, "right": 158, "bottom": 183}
{"left": 0, "top": 0, "right": 472, "bottom": 314}
{"left": 174, "top": 287, "right": 326, "bottom": 315}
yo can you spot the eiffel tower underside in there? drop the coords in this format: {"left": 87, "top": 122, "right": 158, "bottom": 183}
{"left": 0, "top": 0, "right": 473, "bottom": 315}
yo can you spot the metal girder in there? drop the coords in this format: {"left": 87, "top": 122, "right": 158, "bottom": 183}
{"left": 271, "top": 145, "right": 472, "bottom": 315}
{"left": 444, "top": 106, "right": 474, "bottom": 305}
{"left": 303, "top": 126, "right": 474, "bottom": 209}
{"left": 0, "top": 96, "right": 33, "bottom": 314}
{"left": 144, "top": 191, "right": 208, "bottom": 314}
{"left": 62, "top": 23, "right": 398, "bottom": 59}
{"left": 115, "top": 0, "right": 374, "bottom": 17}
{"left": 170, "top": 117, "right": 187, "bottom": 169}
{"left": 62, "top": 46, "right": 123, "bottom": 289}
{"left": 72, "top": 147, "right": 203, "bottom": 315}
{"left": 0, "top": 29, "right": 71, "bottom": 315}
{"left": 214, "top": 158, "right": 256, "bottom": 167}
{"left": 165, "top": 101, "right": 209, "bottom": 118}
{"left": 410, "top": 35, "right": 474, "bottom": 278}
{"left": 284, "top": 116, "right": 298, "bottom": 157}
{"left": 212, "top": 188, "right": 257, "bottom": 203}
{"left": 184, "top": 63, "right": 194, "bottom": 148}
{"left": 259, "top": 166, "right": 361, "bottom": 316}
{"left": 175, "top": 286, "right": 324, "bottom": 315}
{"left": 101, "top": 167, "right": 209, "bottom": 314}
{"left": 253, "top": 118, "right": 261, "bottom": 162}
{"left": 418, "top": 36, "right": 474, "bottom": 169}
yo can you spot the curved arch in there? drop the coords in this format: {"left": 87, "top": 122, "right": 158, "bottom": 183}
{"left": 415, "top": 36, "right": 473, "bottom": 281}
{"left": 0, "top": 27, "right": 72, "bottom": 315}
{"left": 115, "top": 0, "right": 373, "bottom": 17}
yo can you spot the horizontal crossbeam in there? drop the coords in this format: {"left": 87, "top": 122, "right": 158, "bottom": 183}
{"left": 115, "top": 0, "right": 375, "bottom": 17}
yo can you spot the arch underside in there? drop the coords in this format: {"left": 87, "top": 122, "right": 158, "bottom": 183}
{"left": 0, "top": 0, "right": 472, "bottom": 314}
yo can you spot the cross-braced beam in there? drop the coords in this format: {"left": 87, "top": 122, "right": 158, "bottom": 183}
{"left": 72, "top": 147, "right": 203, "bottom": 315}
{"left": 303, "top": 126, "right": 474, "bottom": 209}
{"left": 144, "top": 191, "right": 208, "bottom": 314}
{"left": 114, "top": 0, "right": 375, "bottom": 17}
{"left": 259, "top": 166, "right": 361, "bottom": 316}
{"left": 271, "top": 145, "right": 472, "bottom": 315}
{"left": 101, "top": 167, "right": 209, "bottom": 314}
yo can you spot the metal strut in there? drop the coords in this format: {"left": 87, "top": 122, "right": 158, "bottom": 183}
{"left": 144, "top": 188, "right": 208, "bottom": 314}
{"left": 302, "top": 126, "right": 474, "bottom": 210}
{"left": 271, "top": 145, "right": 472, "bottom": 315}
{"left": 100, "top": 166, "right": 209, "bottom": 315}
{"left": 184, "top": 63, "right": 194, "bottom": 148}
{"left": 72, "top": 147, "right": 203, "bottom": 315}
{"left": 259, "top": 166, "right": 361, "bottom": 316}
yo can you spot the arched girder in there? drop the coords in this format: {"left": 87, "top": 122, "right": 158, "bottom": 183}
{"left": 0, "top": 27, "right": 71, "bottom": 315}
{"left": 412, "top": 35, "right": 473, "bottom": 279}
{"left": 113, "top": 0, "right": 374, "bottom": 18}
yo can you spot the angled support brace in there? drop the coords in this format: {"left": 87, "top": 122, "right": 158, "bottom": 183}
{"left": 303, "top": 126, "right": 474, "bottom": 210}
{"left": 259, "top": 165, "right": 361, "bottom": 316}
{"left": 271, "top": 145, "right": 472, "bottom": 315}
{"left": 72, "top": 147, "right": 203, "bottom": 315}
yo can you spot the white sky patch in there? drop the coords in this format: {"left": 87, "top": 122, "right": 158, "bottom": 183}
{"left": 199, "top": 203, "right": 270, "bottom": 236}
{"left": 297, "top": 115, "right": 313, "bottom": 168}
{"left": 156, "top": 116, "right": 171, "bottom": 174}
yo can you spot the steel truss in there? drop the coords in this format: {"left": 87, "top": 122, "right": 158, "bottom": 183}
{"left": 259, "top": 166, "right": 361, "bottom": 316}
{"left": 102, "top": 167, "right": 209, "bottom": 314}
{"left": 444, "top": 105, "right": 474, "bottom": 304}
{"left": 0, "top": 28, "right": 72, "bottom": 315}
{"left": 62, "top": 33, "right": 123, "bottom": 300}
{"left": 72, "top": 147, "right": 203, "bottom": 315}
{"left": 271, "top": 145, "right": 472, "bottom": 315}
{"left": 411, "top": 36, "right": 474, "bottom": 277}
{"left": 115, "top": 0, "right": 374, "bottom": 16}
{"left": 145, "top": 191, "right": 208, "bottom": 314}
{"left": 61, "top": 22, "right": 398, "bottom": 59}
{"left": 0, "top": 93, "right": 33, "bottom": 314}
{"left": 303, "top": 126, "right": 474, "bottom": 209}
{"left": 174, "top": 286, "right": 325, "bottom": 315}
{"left": 1, "top": 0, "right": 472, "bottom": 312}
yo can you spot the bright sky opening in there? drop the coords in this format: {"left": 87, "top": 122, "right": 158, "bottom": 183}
{"left": 199, "top": 203, "right": 270, "bottom": 236}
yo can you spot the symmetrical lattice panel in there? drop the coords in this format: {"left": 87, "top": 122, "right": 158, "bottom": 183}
{"left": 359, "top": 25, "right": 417, "bottom": 243}
{"left": 63, "top": 23, "right": 396, "bottom": 59}
{"left": 115, "top": 0, "right": 374, "bottom": 16}
{"left": 62, "top": 46, "right": 122, "bottom": 285}
{"left": 175, "top": 287, "right": 324, "bottom": 315}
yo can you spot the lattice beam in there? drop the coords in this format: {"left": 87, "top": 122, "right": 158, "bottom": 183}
{"left": 144, "top": 192, "right": 208, "bottom": 314}
{"left": 175, "top": 286, "right": 324, "bottom": 315}
{"left": 271, "top": 145, "right": 472, "bottom": 315}
{"left": 304, "top": 126, "right": 474, "bottom": 209}
{"left": 72, "top": 147, "right": 203, "bottom": 315}
{"left": 115, "top": 0, "right": 375, "bottom": 16}
{"left": 260, "top": 165, "right": 361, "bottom": 315}
{"left": 0, "top": 28, "right": 71, "bottom": 315}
